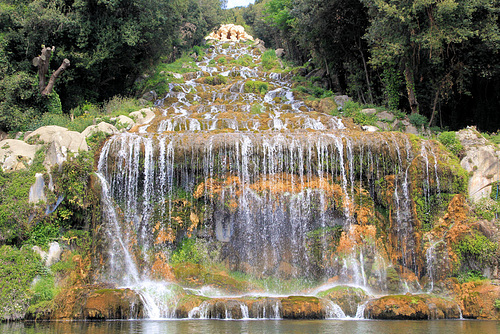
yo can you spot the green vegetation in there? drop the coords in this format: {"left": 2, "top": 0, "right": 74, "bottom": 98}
{"left": 455, "top": 232, "right": 498, "bottom": 274}
{"left": 230, "top": 0, "right": 500, "bottom": 131}
{"left": 170, "top": 238, "right": 202, "bottom": 265}
{"left": 244, "top": 80, "right": 269, "bottom": 95}
{"left": 0, "top": 245, "right": 43, "bottom": 320}
{"left": 333, "top": 100, "right": 377, "bottom": 126}
{"left": 204, "top": 75, "right": 228, "bottom": 86}
{"left": 438, "top": 132, "right": 464, "bottom": 157}
{"left": 261, "top": 50, "right": 280, "bottom": 71}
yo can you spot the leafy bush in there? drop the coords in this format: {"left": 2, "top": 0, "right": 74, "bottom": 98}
{"left": 457, "top": 270, "right": 486, "bottom": 283}
{"left": 262, "top": 49, "right": 280, "bottom": 70}
{"left": 244, "top": 80, "right": 268, "bottom": 95}
{"left": 0, "top": 245, "right": 43, "bottom": 320}
{"left": 438, "top": 131, "right": 464, "bottom": 157}
{"left": 456, "top": 232, "right": 498, "bottom": 273}
{"left": 495, "top": 299, "right": 500, "bottom": 310}
{"left": 408, "top": 113, "right": 428, "bottom": 128}
{"left": 338, "top": 100, "right": 377, "bottom": 126}
{"left": 0, "top": 71, "right": 42, "bottom": 131}
{"left": 170, "top": 238, "right": 201, "bottom": 265}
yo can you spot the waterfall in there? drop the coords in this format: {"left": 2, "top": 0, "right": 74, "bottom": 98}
{"left": 94, "top": 37, "right": 457, "bottom": 318}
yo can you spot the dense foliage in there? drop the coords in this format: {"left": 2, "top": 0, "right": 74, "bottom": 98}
{"left": 229, "top": 0, "right": 500, "bottom": 131}
{"left": 0, "top": 0, "right": 224, "bottom": 131}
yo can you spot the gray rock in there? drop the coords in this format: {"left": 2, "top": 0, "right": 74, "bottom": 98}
{"left": 82, "top": 122, "right": 119, "bottom": 138}
{"left": 25, "top": 125, "right": 88, "bottom": 169}
{"left": 457, "top": 127, "right": 500, "bottom": 202}
{"left": 362, "top": 125, "right": 379, "bottom": 132}
{"left": 0, "top": 139, "right": 39, "bottom": 172}
{"left": 361, "top": 108, "right": 377, "bottom": 115}
{"left": 275, "top": 48, "right": 285, "bottom": 58}
{"left": 377, "top": 111, "right": 395, "bottom": 122}
{"left": 142, "top": 91, "right": 157, "bottom": 101}
{"left": 113, "top": 115, "right": 135, "bottom": 130}
{"left": 334, "top": 95, "right": 350, "bottom": 108}
{"left": 29, "top": 173, "right": 46, "bottom": 203}
{"left": 130, "top": 108, "right": 156, "bottom": 126}
{"left": 376, "top": 121, "right": 390, "bottom": 131}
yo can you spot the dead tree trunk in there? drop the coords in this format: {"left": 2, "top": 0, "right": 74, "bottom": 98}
{"left": 32, "top": 46, "right": 70, "bottom": 96}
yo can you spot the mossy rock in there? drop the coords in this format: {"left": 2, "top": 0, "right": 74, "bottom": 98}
{"left": 281, "top": 296, "right": 325, "bottom": 319}
{"left": 81, "top": 288, "right": 144, "bottom": 320}
{"left": 317, "top": 285, "right": 370, "bottom": 317}
{"left": 175, "top": 294, "right": 210, "bottom": 318}
{"left": 365, "top": 294, "right": 461, "bottom": 320}
{"left": 172, "top": 263, "right": 253, "bottom": 294}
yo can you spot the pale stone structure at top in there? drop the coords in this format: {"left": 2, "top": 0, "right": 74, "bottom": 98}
{"left": 207, "top": 24, "right": 254, "bottom": 41}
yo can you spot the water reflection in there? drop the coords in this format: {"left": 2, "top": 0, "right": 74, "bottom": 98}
{"left": 2, "top": 320, "right": 499, "bottom": 334}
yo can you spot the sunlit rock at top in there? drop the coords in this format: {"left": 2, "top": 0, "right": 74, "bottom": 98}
{"left": 206, "top": 24, "right": 254, "bottom": 41}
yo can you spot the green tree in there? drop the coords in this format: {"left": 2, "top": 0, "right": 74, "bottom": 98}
{"left": 362, "top": 0, "right": 500, "bottom": 119}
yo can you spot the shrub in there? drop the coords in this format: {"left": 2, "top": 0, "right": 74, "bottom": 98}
{"left": 244, "top": 80, "right": 268, "bottom": 95}
{"left": 408, "top": 113, "right": 428, "bottom": 128}
{"left": 0, "top": 245, "right": 43, "bottom": 320}
{"left": 438, "top": 131, "right": 464, "bottom": 157}
{"left": 262, "top": 50, "right": 279, "bottom": 71}
{"left": 170, "top": 238, "right": 201, "bottom": 265}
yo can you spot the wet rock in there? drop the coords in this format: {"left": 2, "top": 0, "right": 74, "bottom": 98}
{"left": 365, "top": 294, "right": 461, "bottom": 320}
{"left": 460, "top": 282, "right": 500, "bottom": 319}
{"left": 281, "top": 296, "right": 325, "bottom": 319}
{"left": 175, "top": 295, "right": 209, "bottom": 318}
{"left": 317, "top": 286, "right": 370, "bottom": 317}
{"left": 82, "top": 288, "right": 144, "bottom": 320}
{"left": 81, "top": 122, "right": 118, "bottom": 138}
{"left": 0, "top": 139, "right": 39, "bottom": 172}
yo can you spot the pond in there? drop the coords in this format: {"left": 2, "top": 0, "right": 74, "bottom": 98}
{"left": 2, "top": 319, "right": 499, "bottom": 334}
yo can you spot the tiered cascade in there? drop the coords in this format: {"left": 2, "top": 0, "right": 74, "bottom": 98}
{"left": 95, "top": 37, "right": 465, "bottom": 319}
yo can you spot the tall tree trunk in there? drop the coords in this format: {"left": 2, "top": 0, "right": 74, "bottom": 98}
{"left": 32, "top": 46, "right": 70, "bottom": 96}
{"left": 404, "top": 62, "right": 419, "bottom": 114}
{"left": 428, "top": 89, "right": 440, "bottom": 127}
{"left": 42, "top": 59, "right": 70, "bottom": 96}
{"left": 358, "top": 41, "right": 374, "bottom": 105}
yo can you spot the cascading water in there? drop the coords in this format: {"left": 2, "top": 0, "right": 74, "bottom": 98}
{"left": 96, "top": 35, "right": 459, "bottom": 318}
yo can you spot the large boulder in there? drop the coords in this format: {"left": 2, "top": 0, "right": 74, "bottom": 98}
{"left": 457, "top": 127, "right": 500, "bottom": 202}
{"left": 129, "top": 108, "right": 156, "bottom": 126}
{"left": 0, "top": 139, "right": 39, "bottom": 172}
{"left": 25, "top": 126, "right": 88, "bottom": 168}
{"left": 81, "top": 122, "right": 118, "bottom": 138}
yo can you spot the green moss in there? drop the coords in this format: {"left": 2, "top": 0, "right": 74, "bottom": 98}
{"left": 204, "top": 75, "right": 227, "bottom": 86}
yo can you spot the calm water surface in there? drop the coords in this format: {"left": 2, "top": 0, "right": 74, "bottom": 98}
{"left": 2, "top": 320, "right": 500, "bottom": 334}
